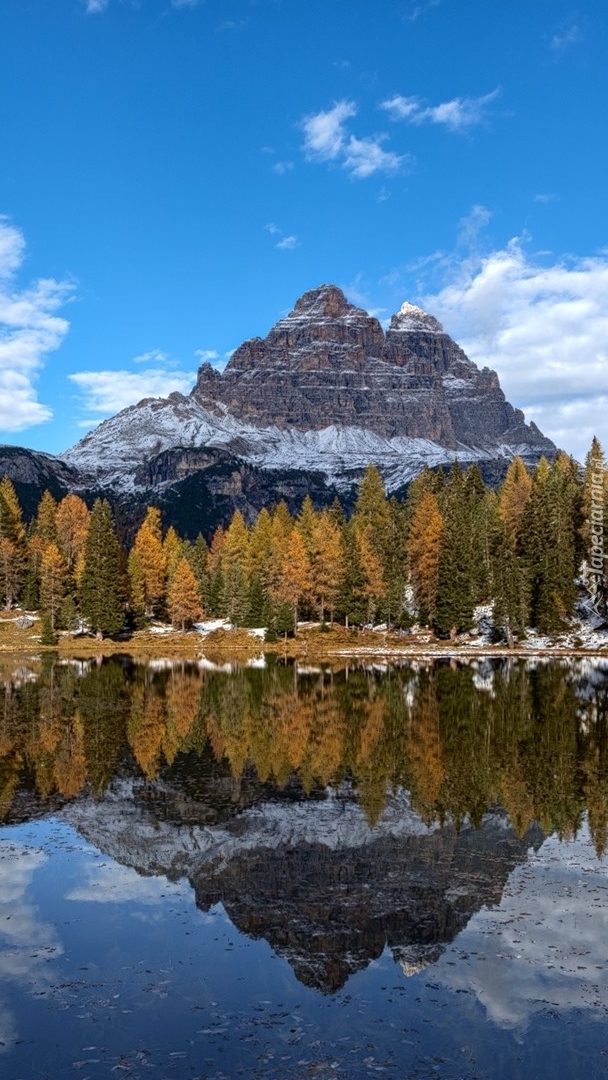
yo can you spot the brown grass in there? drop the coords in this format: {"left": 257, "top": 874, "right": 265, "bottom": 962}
{"left": 1, "top": 609, "right": 606, "bottom": 662}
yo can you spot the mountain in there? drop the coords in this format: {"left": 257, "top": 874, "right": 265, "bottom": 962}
{"left": 61, "top": 776, "right": 542, "bottom": 993}
{"left": 0, "top": 284, "right": 556, "bottom": 534}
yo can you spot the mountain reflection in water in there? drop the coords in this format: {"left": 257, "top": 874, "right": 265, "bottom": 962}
{"left": 1, "top": 655, "right": 608, "bottom": 1079}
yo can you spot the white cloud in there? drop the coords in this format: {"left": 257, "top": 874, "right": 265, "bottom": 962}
{"left": 0, "top": 217, "right": 73, "bottom": 433}
{"left": 405, "top": 0, "right": 441, "bottom": 21}
{"left": 456, "top": 203, "right": 492, "bottom": 247}
{"left": 82, "top": 0, "right": 109, "bottom": 12}
{"left": 421, "top": 237, "right": 608, "bottom": 462}
{"left": 342, "top": 135, "right": 403, "bottom": 179}
{"left": 69, "top": 365, "right": 196, "bottom": 416}
{"left": 276, "top": 235, "right": 298, "bottom": 251}
{"left": 381, "top": 88, "right": 500, "bottom": 131}
{"left": 194, "top": 348, "right": 220, "bottom": 363}
{"left": 266, "top": 223, "right": 299, "bottom": 250}
{"left": 302, "top": 100, "right": 405, "bottom": 179}
{"left": 551, "top": 24, "right": 583, "bottom": 51}
{"left": 302, "top": 100, "right": 357, "bottom": 162}
{"left": 273, "top": 160, "right": 294, "bottom": 176}
{"left": 132, "top": 348, "right": 171, "bottom": 366}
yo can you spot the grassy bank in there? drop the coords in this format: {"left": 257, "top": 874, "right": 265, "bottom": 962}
{"left": 2, "top": 610, "right": 608, "bottom": 662}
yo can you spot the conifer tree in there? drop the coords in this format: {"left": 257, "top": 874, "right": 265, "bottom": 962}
{"left": 463, "top": 464, "right": 493, "bottom": 603}
{"left": 163, "top": 526, "right": 183, "bottom": 583}
{"left": 406, "top": 490, "right": 444, "bottom": 624}
{"left": 581, "top": 437, "right": 608, "bottom": 615}
{"left": 297, "top": 495, "right": 317, "bottom": 557}
{"left": 167, "top": 557, "right": 202, "bottom": 630}
{"left": 127, "top": 549, "right": 146, "bottom": 628}
{"left": 434, "top": 464, "right": 474, "bottom": 636}
{"left": 33, "top": 491, "right": 58, "bottom": 548}
{"left": 211, "top": 512, "right": 249, "bottom": 624}
{"left": 79, "top": 499, "right": 125, "bottom": 638}
{"left": 328, "top": 496, "right": 346, "bottom": 528}
{"left": 39, "top": 609, "right": 58, "bottom": 646}
{"left": 206, "top": 526, "right": 226, "bottom": 615}
{"left": 492, "top": 521, "right": 530, "bottom": 645}
{"left": 222, "top": 511, "right": 250, "bottom": 571}
{"left": 247, "top": 509, "right": 274, "bottom": 614}
{"left": 207, "top": 525, "right": 225, "bottom": 573}
{"left": 40, "top": 542, "right": 67, "bottom": 630}
{"left": 382, "top": 497, "right": 409, "bottom": 628}
{"left": 336, "top": 520, "right": 367, "bottom": 627}
{"left": 55, "top": 495, "right": 90, "bottom": 574}
{"left": 520, "top": 455, "right": 578, "bottom": 634}
{"left": 271, "top": 527, "right": 312, "bottom": 633}
{"left": 0, "top": 537, "right": 24, "bottom": 609}
{"left": 353, "top": 465, "right": 390, "bottom": 536}
{"left": 499, "top": 456, "right": 533, "bottom": 548}
{"left": 183, "top": 533, "right": 210, "bottom": 607}
{"left": 358, "top": 528, "right": 387, "bottom": 624}
{"left": 245, "top": 574, "right": 269, "bottom": 627}
{"left": 221, "top": 559, "right": 250, "bottom": 625}
{"left": 0, "top": 479, "right": 26, "bottom": 548}
{"left": 132, "top": 506, "right": 167, "bottom": 617}
{"left": 310, "top": 509, "right": 344, "bottom": 622}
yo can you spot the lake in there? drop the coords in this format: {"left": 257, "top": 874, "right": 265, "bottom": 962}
{"left": 1, "top": 654, "right": 608, "bottom": 1079}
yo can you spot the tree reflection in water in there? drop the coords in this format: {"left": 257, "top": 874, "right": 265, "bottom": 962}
{"left": 1, "top": 655, "right": 608, "bottom": 855}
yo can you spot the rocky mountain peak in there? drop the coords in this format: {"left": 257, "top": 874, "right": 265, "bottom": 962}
{"left": 390, "top": 301, "right": 444, "bottom": 334}
{"left": 287, "top": 283, "right": 363, "bottom": 321}
{"left": 189, "top": 284, "right": 553, "bottom": 455}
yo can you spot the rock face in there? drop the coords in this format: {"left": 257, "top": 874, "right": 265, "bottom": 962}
{"left": 1, "top": 284, "right": 557, "bottom": 534}
{"left": 0, "top": 445, "right": 77, "bottom": 517}
{"left": 192, "top": 284, "right": 552, "bottom": 453}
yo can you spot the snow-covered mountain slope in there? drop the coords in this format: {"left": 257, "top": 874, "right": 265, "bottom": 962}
{"left": 60, "top": 390, "right": 535, "bottom": 496}
{"left": 59, "top": 284, "right": 556, "bottom": 500}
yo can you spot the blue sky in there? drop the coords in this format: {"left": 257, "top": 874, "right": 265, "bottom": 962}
{"left": 0, "top": 0, "right": 607, "bottom": 462}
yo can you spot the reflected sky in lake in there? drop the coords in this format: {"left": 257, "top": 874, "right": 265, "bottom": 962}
{"left": 1, "top": 656, "right": 608, "bottom": 1078}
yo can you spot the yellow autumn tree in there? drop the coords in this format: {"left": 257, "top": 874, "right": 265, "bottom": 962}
{"left": 357, "top": 528, "right": 387, "bottom": 624}
{"left": 498, "top": 456, "right": 533, "bottom": 547}
{"left": 132, "top": 506, "right": 167, "bottom": 616}
{"left": 55, "top": 494, "right": 91, "bottom": 574}
{"left": 167, "top": 557, "right": 202, "bottom": 630}
{"left": 0, "top": 537, "right": 24, "bottom": 609}
{"left": 406, "top": 490, "right": 444, "bottom": 623}
{"left": 40, "top": 542, "right": 67, "bottom": 629}
{"left": 310, "top": 510, "right": 345, "bottom": 622}
{"left": 271, "top": 527, "right": 312, "bottom": 633}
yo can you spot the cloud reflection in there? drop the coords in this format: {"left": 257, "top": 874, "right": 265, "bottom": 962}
{"left": 0, "top": 842, "right": 63, "bottom": 1053}
{"left": 435, "top": 822, "right": 608, "bottom": 1029}
{"left": 66, "top": 861, "right": 185, "bottom": 905}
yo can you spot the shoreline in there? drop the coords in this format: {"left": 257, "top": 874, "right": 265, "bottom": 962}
{"left": 1, "top": 618, "right": 607, "bottom": 662}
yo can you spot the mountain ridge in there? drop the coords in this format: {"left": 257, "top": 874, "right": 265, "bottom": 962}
{"left": 0, "top": 284, "right": 557, "bottom": 534}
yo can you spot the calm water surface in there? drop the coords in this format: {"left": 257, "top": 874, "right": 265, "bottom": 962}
{"left": 1, "top": 655, "right": 608, "bottom": 1079}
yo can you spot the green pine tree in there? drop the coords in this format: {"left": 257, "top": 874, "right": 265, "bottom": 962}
{"left": 336, "top": 521, "right": 368, "bottom": 627}
{"left": 79, "top": 499, "right": 125, "bottom": 638}
{"left": 434, "top": 464, "right": 475, "bottom": 636}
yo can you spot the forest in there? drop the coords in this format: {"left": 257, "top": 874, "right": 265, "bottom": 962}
{"left": 0, "top": 437, "right": 605, "bottom": 643}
